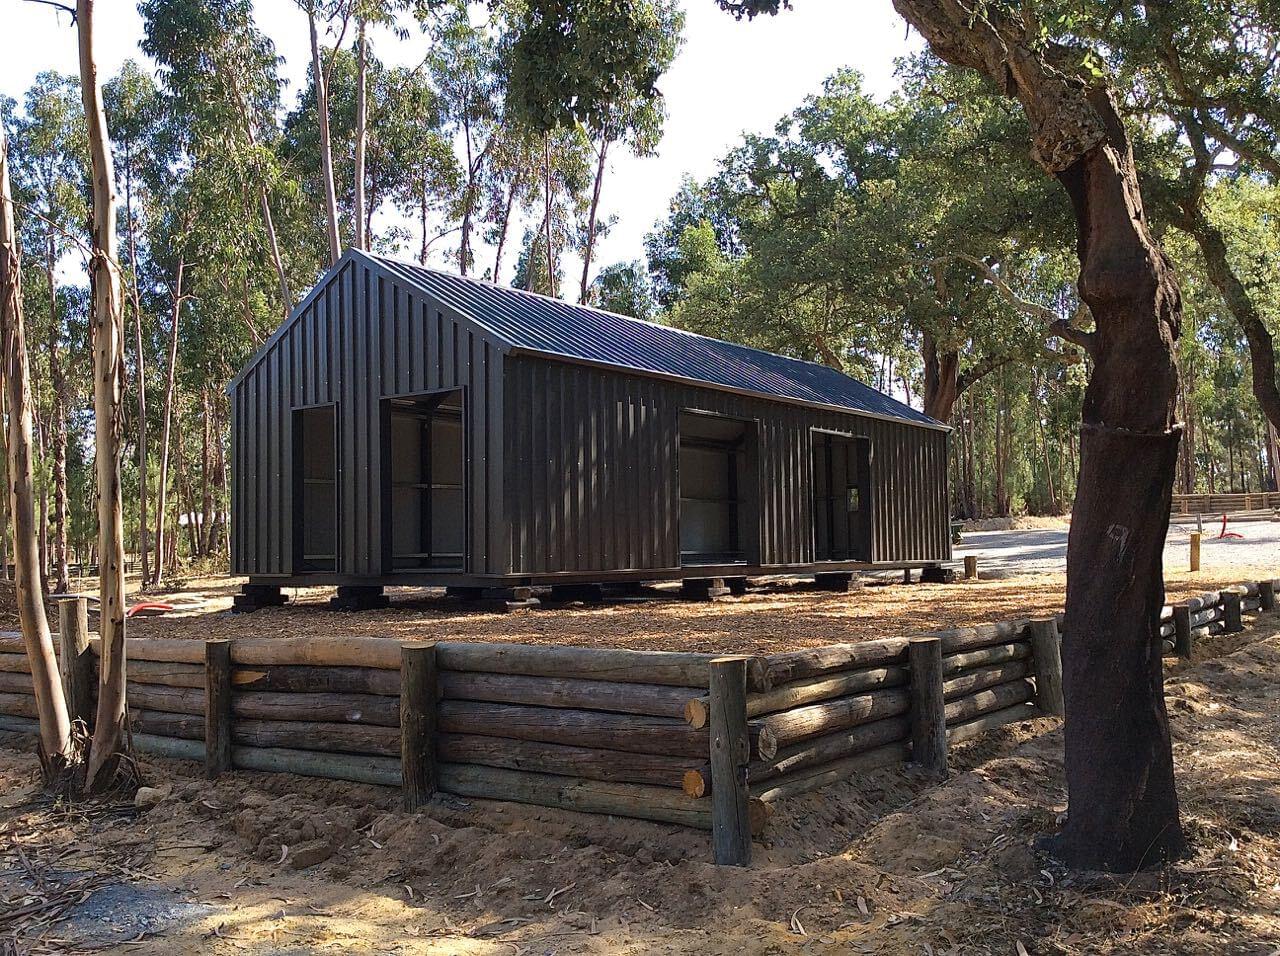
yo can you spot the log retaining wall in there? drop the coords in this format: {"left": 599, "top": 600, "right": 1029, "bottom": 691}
{"left": 0, "top": 576, "right": 1272, "bottom": 865}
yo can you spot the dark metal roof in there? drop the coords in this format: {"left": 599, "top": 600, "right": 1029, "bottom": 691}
{"left": 369, "top": 252, "right": 942, "bottom": 429}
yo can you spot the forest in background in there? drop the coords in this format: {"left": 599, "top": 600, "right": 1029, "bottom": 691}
{"left": 3, "top": 0, "right": 1280, "bottom": 599}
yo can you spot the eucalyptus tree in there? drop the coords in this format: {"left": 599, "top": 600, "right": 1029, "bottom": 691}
{"left": 105, "top": 60, "right": 168, "bottom": 589}
{"left": 141, "top": 0, "right": 296, "bottom": 317}
{"left": 8, "top": 71, "right": 86, "bottom": 596}
{"left": 0, "top": 117, "right": 72, "bottom": 775}
{"left": 589, "top": 261, "right": 656, "bottom": 320}
{"left": 426, "top": 0, "right": 504, "bottom": 275}
{"left": 299, "top": 0, "right": 355, "bottom": 265}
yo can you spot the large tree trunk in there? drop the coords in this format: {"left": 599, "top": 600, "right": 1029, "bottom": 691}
{"left": 891, "top": 0, "right": 1185, "bottom": 870}
{"left": 79, "top": 0, "right": 136, "bottom": 792}
{"left": 152, "top": 258, "right": 183, "bottom": 588}
{"left": 921, "top": 331, "right": 961, "bottom": 422}
{"left": 579, "top": 135, "right": 609, "bottom": 302}
{"left": 353, "top": 19, "right": 369, "bottom": 251}
{"left": 0, "top": 122, "right": 73, "bottom": 769}
{"left": 309, "top": 10, "right": 343, "bottom": 266}
{"left": 45, "top": 232, "right": 70, "bottom": 594}
{"left": 543, "top": 134, "right": 555, "bottom": 295}
{"left": 492, "top": 170, "right": 522, "bottom": 281}
{"left": 459, "top": 120, "right": 475, "bottom": 276}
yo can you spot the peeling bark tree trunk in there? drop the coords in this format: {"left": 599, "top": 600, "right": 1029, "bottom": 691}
{"left": 579, "top": 135, "right": 610, "bottom": 302}
{"left": 79, "top": 0, "right": 135, "bottom": 793}
{"left": 353, "top": 19, "right": 369, "bottom": 252}
{"left": 124, "top": 148, "right": 149, "bottom": 589}
{"left": 152, "top": 258, "right": 183, "bottom": 588}
{"left": 0, "top": 122, "right": 72, "bottom": 769}
{"left": 890, "top": 0, "right": 1186, "bottom": 869}
{"left": 309, "top": 9, "right": 343, "bottom": 266}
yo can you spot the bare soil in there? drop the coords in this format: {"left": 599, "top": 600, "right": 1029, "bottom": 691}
{"left": 107, "top": 564, "right": 1280, "bottom": 655}
{"left": 1, "top": 618, "right": 1278, "bottom": 954}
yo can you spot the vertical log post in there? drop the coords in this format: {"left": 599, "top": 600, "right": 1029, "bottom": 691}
{"left": 1172, "top": 604, "right": 1193, "bottom": 660}
{"left": 1259, "top": 579, "right": 1275, "bottom": 613}
{"left": 1189, "top": 531, "right": 1201, "bottom": 572}
{"left": 1029, "top": 619, "right": 1065, "bottom": 716}
{"left": 907, "top": 637, "right": 946, "bottom": 776}
{"left": 56, "top": 597, "right": 93, "bottom": 731}
{"left": 400, "top": 642, "right": 438, "bottom": 811}
{"left": 963, "top": 555, "right": 977, "bottom": 580}
{"left": 1222, "top": 590, "right": 1243, "bottom": 633}
{"left": 709, "top": 656, "right": 751, "bottom": 866}
{"left": 204, "top": 639, "right": 232, "bottom": 777}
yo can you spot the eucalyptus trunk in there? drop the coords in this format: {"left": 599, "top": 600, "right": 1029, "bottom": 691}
{"left": 152, "top": 258, "right": 183, "bottom": 588}
{"left": 579, "top": 135, "right": 609, "bottom": 302}
{"left": 0, "top": 122, "right": 73, "bottom": 769}
{"left": 79, "top": 0, "right": 135, "bottom": 792}
{"left": 353, "top": 19, "right": 369, "bottom": 251}
{"left": 309, "top": 9, "right": 343, "bottom": 266}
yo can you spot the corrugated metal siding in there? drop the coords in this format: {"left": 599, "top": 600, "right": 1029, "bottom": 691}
{"left": 504, "top": 356, "right": 950, "bottom": 574}
{"left": 230, "top": 258, "right": 507, "bottom": 577}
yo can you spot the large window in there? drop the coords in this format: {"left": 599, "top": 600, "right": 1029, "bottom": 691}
{"left": 295, "top": 404, "right": 337, "bottom": 571}
{"left": 813, "top": 431, "right": 871, "bottom": 562}
{"left": 679, "top": 412, "right": 756, "bottom": 566}
{"left": 385, "top": 391, "right": 465, "bottom": 570}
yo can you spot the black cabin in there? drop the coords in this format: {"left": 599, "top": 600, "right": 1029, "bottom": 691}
{"left": 228, "top": 250, "right": 951, "bottom": 602}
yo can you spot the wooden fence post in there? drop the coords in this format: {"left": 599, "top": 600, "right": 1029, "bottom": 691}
{"left": 1172, "top": 604, "right": 1193, "bottom": 660}
{"left": 907, "top": 637, "right": 946, "bottom": 776}
{"left": 1222, "top": 591, "right": 1243, "bottom": 633}
{"left": 56, "top": 597, "right": 93, "bottom": 731}
{"left": 205, "top": 639, "right": 232, "bottom": 777}
{"left": 1260, "top": 579, "right": 1276, "bottom": 613}
{"left": 401, "top": 642, "right": 438, "bottom": 811}
{"left": 1189, "top": 531, "right": 1201, "bottom": 572}
{"left": 1028, "top": 619, "right": 1065, "bottom": 717}
{"left": 709, "top": 656, "right": 751, "bottom": 866}
{"left": 963, "top": 555, "right": 978, "bottom": 580}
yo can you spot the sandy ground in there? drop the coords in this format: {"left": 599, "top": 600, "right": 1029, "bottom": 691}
{"left": 2, "top": 617, "right": 1278, "bottom": 954}
{"left": 87, "top": 559, "right": 1278, "bottom": 656}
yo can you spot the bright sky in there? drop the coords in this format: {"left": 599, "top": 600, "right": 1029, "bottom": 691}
{"left": 3, "top": 0, "right": 921, "bottom": 292}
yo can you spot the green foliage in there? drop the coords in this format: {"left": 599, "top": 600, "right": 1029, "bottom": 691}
{"left": 589, "top": 260, "right": 655, "bottom": 320}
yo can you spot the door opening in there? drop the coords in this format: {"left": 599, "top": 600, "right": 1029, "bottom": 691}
{"left": 294, "top": 404, "right": 337, "bottom": 571}
{"left": 812, "top": 431, "right": 871, "bottom": 562}
{"left": 385, "top": 390, "right": 465, "bottom": 571}
{"left": 678, "top": 412, "right": 757, "bottom": 566}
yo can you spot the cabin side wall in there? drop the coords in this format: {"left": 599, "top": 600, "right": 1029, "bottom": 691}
{"left": 231, "top": 258, "right": 509, "bottom": 578}
{"left": 503, "top": 355, "right": 950, "bottom": 576}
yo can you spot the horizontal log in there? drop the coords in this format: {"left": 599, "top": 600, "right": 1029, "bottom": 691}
{"left": 89, "top": 636, "right": 406, "bottom": 669}
{"left": 127, "top": 683, "right": 204, "bottom": 715}
{"left": 436, "top": 762, "right": 771, "bottom": 834}
{"left": 232, "top": 665, "right": 400, "bottom": 696}
{"left": 436, "top": 642, "right": 766, "bottom": 690}
{"left": 1186, "top": 591, "right": 1220, "bottom": 613}
{"left": 947, "top": 703, "right": 1041, "bottom": 745}
{"left": 760, "top": 623, "right": 1031, "bottom": 689}
{"left": 126, "top": 660, "right": 206, "bottom": 688}
{"left": 232, "top": 745, "right": 401, "bottom": 786}
{"left": 441, "top": 671, "right": 691, "bottom": 719}
{"left": 0, "top": 714, "right": 39, "bottom": 735}
{"left": 233, "top": 719, "right": 401, "bottom": 757}
{"left": 942, "top": 661, "right": 1032, "bottom": 701}
{"left": 944, "top": 679, "right": 1036, "bottom": 725}
{"left": 436, "top": 700, "right": 772, "bottom": 760}
{"left": 438, "top": 733, "right": 691, "bottom": 789}
{"left": 941, "top": 642, "right": 1030, "bottom": 676}
{"left": 234, "top": 691, "right": 399, "bottom": 727}
{"left": 0, "top": 653, "right": 31, "bottom": 674}
{"left": 749, "top": 714, "right": 910, "bottom": 786}
{"left": 133, "top": 733, "right": 205, "bottom": 762}
{"left": 0, "top": 692, "right": 39, "bottom": 719}
{"left": 0, "top": 672, "right": 34, "bottom": 694}
{"left": 760, "top": 639, "right": 907, "bottom": 688}
{"left": 753, "top": 742, "right": 910, "bottom": 803}
{"left": 685, "top": 665, "right": 908, "bottom": 729}
{"left": 756, "top": 688, "right": 911, "bottom": 751}
{"left": 130, "top": 709, "right": 203, "bottom": 739}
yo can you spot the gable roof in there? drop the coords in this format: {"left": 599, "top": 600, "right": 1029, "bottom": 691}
{"left": 369, "top": 253, "right": 942, "bottom": 429}
{"left": 230, "top": 249, "right": 943, "bottom": 429}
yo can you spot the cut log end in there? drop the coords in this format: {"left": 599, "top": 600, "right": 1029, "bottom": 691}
{"left": 682, "top": 768, "right": 707, "bottom": 798}
{"left": 684, "top": 698, "right": 708, "bottom": 729}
